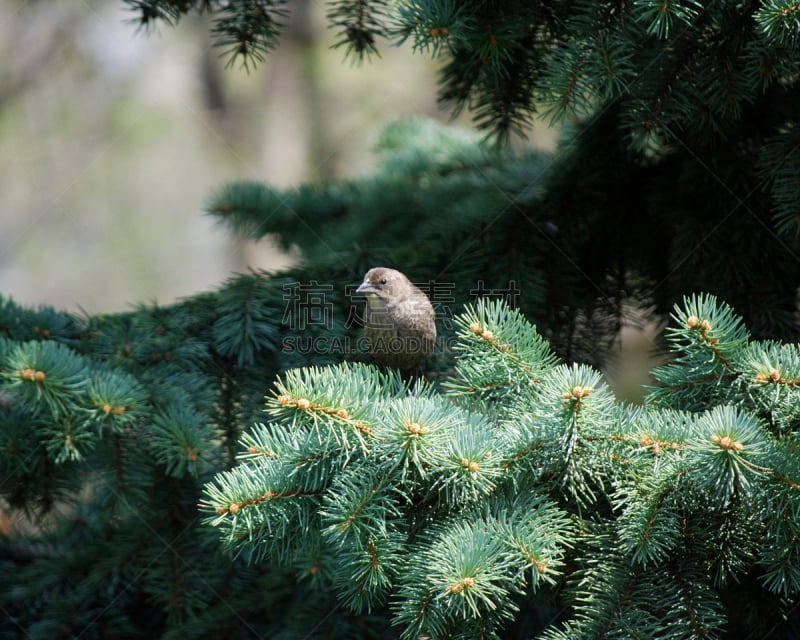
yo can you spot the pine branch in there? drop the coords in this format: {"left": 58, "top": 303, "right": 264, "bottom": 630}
{"left": 755, "top": 0, "right": 800, "bottom": 47}
{"left": 634, "top": 0, "right": 705, "bottom": 40}
{"left": 328, "top": 0, "right": 389, "bottom": 62}
{"left": 757, "top": 121, "right": 800, "bottom": 236}
{"left": 211, "top": 0, "right": 289, "bottom": 71}
{"left": 212, "top": 270, "right": 283, "bottom": 367}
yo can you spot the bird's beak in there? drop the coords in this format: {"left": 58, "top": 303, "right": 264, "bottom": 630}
{"left": 356, "top": 281, "right": 375, "bottom": 294}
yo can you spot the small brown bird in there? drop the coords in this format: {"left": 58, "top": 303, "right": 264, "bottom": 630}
{"left": 356, "top": 267, "right": 436, "bottom": 372}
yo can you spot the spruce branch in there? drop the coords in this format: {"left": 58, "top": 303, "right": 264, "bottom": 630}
{"left": 758, "top": 489, "right": 800, "bottom": 596}
{"left": 633, "top": 0, "right": 705, "bottom": 40}
{"left": 648, "top": 294, "right": 751, "bottom": 409}
{"left": 372, "top": 396, "right": 454, "bottom": 482}
{"left": 123, "top": 0, "right": 187, "bottom": 31}
{"left": 755, "top": 0, "right": 800, "bottom": 47}
{"left": 327, "top": 0, "right": 389, "bottom": 62}
{"left": 685, "top": 406, "right": 771, "bottom": 507}
{"left": 1, "top": 340, "right": 87, "bottom": 419}
{"left": 85, "top": 365, "right": 149, "bottom": 434}
{"left": 266, "top": 363, "right": 407, "bottom": 451}
{"left": 757, "top": 121, "right": 800, "bottom": 237}
{"left": 201, "top": 311, "right": 582, "bottom": 637}
{"left": 445, "top": 298, "right": 557, "bottom": 404}
{"left": 389, "top": 0, "right": 469, "bottom": 57}
{"left": 122, "top": 2, "right": 800, "bottom": 145}
{"left": 6, "top": 277, "right": 800, "bottom": 636}
{"left": 615, "top": 458, "right": 684, "bottom": 569}
{"left": 521, "top": 362, "right": 618, "bottom": 507}
{"left": 211, "top": 0, "right": 289, "bottom": 71}
{"left": 212, "top": 270, "right": 282, "bottom": 367}
{"left": 427, "top": 412, "right": 502, "bottom": 505}
{"left": 149, "top": 403, "right": 214, "bottom": 479}
{"left": 538, "top": 43, "right": 595, "bottom": 125}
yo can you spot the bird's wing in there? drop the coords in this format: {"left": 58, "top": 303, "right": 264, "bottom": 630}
{"left": 390, "top": 296, "right": 436, "bottom": 337}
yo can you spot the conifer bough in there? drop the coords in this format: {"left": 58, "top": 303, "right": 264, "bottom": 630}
{"left": 198, "top": 294, "right": 800, "bottom": 639}
{"left": 124, "top": 0, "right": 800, "bottom": 146}
{"left": 2, "top": 286, "right": 800, "bottom": 636}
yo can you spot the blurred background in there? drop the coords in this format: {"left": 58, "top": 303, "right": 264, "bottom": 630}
{"left": 0, "top": 0, "right": 481, "bottom": 313}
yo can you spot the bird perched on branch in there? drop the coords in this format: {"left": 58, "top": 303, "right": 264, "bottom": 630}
{"left": 356, "top": 267, "right": 436, "bottom": 372}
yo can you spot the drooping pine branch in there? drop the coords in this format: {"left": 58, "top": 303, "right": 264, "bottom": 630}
{"left": 328, "top": 0, "right": 389, "bottom": 62}
{"left": 122, "top": 2, "right": 800, "bottom": 144}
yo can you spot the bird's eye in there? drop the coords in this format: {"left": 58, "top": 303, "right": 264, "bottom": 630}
{"left": 380, "top": 278, "right": 387, "bottom": 285}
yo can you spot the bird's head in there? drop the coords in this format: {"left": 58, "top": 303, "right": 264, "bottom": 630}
{"left": 356, "top": 267, "right": 410, "bottom": 303}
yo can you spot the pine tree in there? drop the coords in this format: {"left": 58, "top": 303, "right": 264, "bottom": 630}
{"left": 3, "top": 1, "right": 800, "bottom": 638}
{"left": 2, "top": 291, "right": 800, "bottom": 638}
